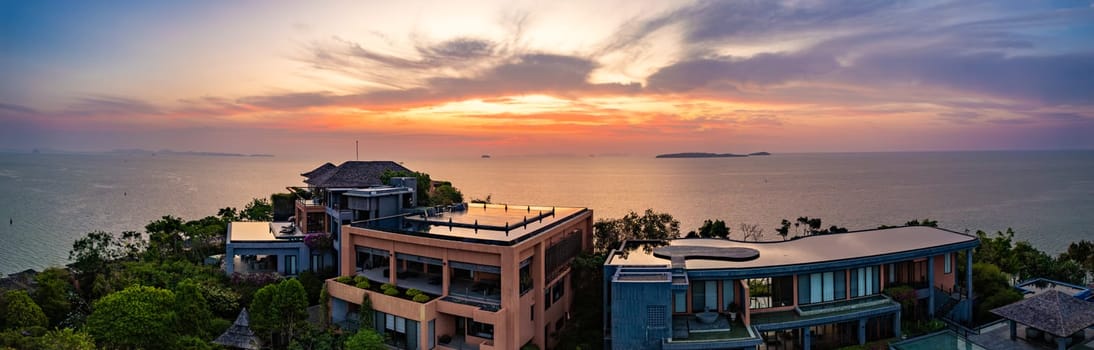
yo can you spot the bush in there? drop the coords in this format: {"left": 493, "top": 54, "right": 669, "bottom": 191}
{"left": 383, "top": 288, "right": 399, "bottom": 296}
{"left": 412, "top": 294, "right": 430, "bottom": 303}
{"left": 381, "top": 283, "right": 395, "bottom": 291}
{"left": 356, "top": 281, "right": 371, "bottom": 290}
{"left": 405, "top": 288, "right": 421, "bottom": 297}
{"left": 335, "top": 276, "right": 353, "bottom": 284}
{"left": 354, "top": 276, "right": 367, "bottom": 284}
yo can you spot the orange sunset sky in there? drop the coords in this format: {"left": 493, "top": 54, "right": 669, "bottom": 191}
{"left": 2, "top": 0, "right": 1093, "bottom": 158}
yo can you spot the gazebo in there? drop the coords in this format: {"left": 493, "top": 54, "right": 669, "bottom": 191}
{"left": 213, "top": 308, "right": 262, "bottom": 350}
{"left": 991, "top": 289, "right": 1094, "bottom": 350}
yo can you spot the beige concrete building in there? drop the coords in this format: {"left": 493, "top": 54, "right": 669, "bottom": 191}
{"left": 327, "top": 202, "right": 593, "bottom": 350}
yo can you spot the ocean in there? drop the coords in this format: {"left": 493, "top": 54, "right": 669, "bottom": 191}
{"left": 1, "top": 151, "right": 1092, "bottom": 275}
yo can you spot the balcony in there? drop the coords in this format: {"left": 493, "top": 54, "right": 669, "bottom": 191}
{"left": 664, "top": 314, "right": 761, "bottom": 349}
{"left": 357, "top": 266, "right": 501, "bottom": 312}
{"left": 296, "top": 198, "right": 325, "bottom": 210}
{"left": 325, "top": 279, "right": 433, "bottom": 320}
{"left": 750, "top": 295, "right": 900, "bottom": 331}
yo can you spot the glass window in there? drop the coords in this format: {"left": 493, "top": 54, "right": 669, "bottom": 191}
{"left": 428, "top": 319, "right": 435, "bottom": 350}
{"left": 674, "top": 291, "right": 686, "bottom": 313}
{"left": 722, "top": 280, "right": 735, "bottom": 310}
{"left": 286, "top": 255, "right": 298, "bottom": 275}
{"left": 810, "top": 274, "right": 822, "bottom": 302}
{"left": 822, "top": 272, "right": 835, "bottom": 301}
{"left": 798, "top": 274, "right": 811, "bottom": 305}
{"left": 552, "top": 279, "right": 564, "bottom": 302}
{"left": 834, "top": 270, "right": 846, "bottom": 300}
{"left": 944, "top": 253, "right": 952, "bottom": 274}
{"left": 469, "top": 320, "right": 494, "bottom": 339}
{"left": 691, "top": 281, "right": 706, "bottom": 312}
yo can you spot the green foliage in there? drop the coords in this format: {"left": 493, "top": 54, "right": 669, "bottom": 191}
{"left": 37, "top": 328, "right": 96, "bottom": 350}
{"left": 175, "top": 279, "right": 215, "bottom": 338}
{"left": 336, "top": 276, "right": 353, "bottom": 284}
{"left": 360, "top": 294, "right": 374, "bottom": 330}
{"left": 353, "top": 275, "right": 367, "bottom": 284}
{"left": 972, "top": 263, "right": 1024, "bottom": 322}
{"left": 974, "top": 229, "right": 1088, "bottom": 284}
{"left": 381, "top": 170, "right": 433, "bottom": 206}
{"left": 200, "top": 283, "right": 241, "bottom": 319}
{"left": 380, "top": 283, "right": 395, "bottom": 291}
{"left": 1060, "top": 240, "right": 1094, "bottom": 274}
{"left": 694, "top": 219, "right": 730, "bottom": 239}
{"left": 86, "top": 285, "right": 178, "bottom": 349}
{"left": 33, "top": 267, "right": 73, "bottom": 327}
{"left": 175, "top": 335, "right": 215, "bottom": 350}
{"left": 405, "top": 288, "right": 421, "bottom": 297}
{"left": 883, "top": 285, "right": 916, "bottom": 312}
{"left": 242, "top": 197, "right": 274, "bottom": 221}
{"left": 592, "top": 209, "right": 680, "bottom": 253}
{"left": 251, "top": 279, "right": 309, "bottom": 347}
{"left": 412, "top": 294, "right": 430, "bottom": 303}
{"left": 145, "top": 215, "right": 187, "bottom": 261}
{"left": 776, "top": 219, "right": 792, "bottom": 240}
{"left": 383, "top": 288, "right": 399, "bottom": 296}
{"left": 289, "top": 324, "right": 340, "bottom": 350}
{"left": 521, "top": 342, "right": 541, "bottom": 350}
{"left": 344, "top": 329, "right": 386, "bottom": 350}
{"left": 0, "top": 326, "right": 47, "bottom": 349}
{"left": 356, "top": 281, "right": 371, "bottom": 290}
{"left": 2, "top": 290, "right": 48, "bottom": 330}
{"left": 431, "top": 183, "right": 463, "bottom": 206}
{"left": 297, "top": 270, "right": 328, "bottom": 305}
{"left": 319, "top": 284, "right": 330, "bottom": 327}
{"left": 554, "top": 253, "right": 607, "bottom": 350}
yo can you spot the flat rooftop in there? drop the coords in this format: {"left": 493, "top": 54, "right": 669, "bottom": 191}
{"left": 607, "top": 226, "right": 977, "bottom": 269}
{"left": 356, "top": 203, "right": 588, "bottom": 245}
{"left": 228, "top": 221, "right": 303, "bottom": 242}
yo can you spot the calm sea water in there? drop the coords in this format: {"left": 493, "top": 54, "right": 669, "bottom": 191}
{"left": 1, "top": 151, "right": 1092, "bottom": 274}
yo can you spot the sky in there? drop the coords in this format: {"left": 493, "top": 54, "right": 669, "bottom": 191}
{"left": 2, "top": 0, "right": 1093, "bottom": 158}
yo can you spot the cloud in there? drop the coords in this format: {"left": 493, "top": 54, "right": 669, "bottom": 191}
{"left": 64, "top": 96, "right": 164, "bottom": 117}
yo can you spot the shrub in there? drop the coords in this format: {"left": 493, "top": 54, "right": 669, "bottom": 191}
{"left": 354, "top": 276, "right": 367, "bottom": 284}
{"left": 356, "top": 281, "right": 371, "bottom": 290}
{"left": 381, "top": 283, "right": 395, "bottom": 291}
{"left": 383, "top": 288, "right": 399, "bottom": 296}
{"left": 405, "top": 288, "right": 421, "bottom": 297}
{"left": 335, "top": 276, "right": 353, "bottom": 284}
{"left": 412, "top": 294, "right": 430, "bottom": 303}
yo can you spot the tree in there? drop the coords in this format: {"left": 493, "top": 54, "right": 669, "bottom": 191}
{"left": 85, "top": 285, "right": 178, "bottom": 349}
{"left": 381, "top": 170, "right": 433, "bottom": 206}
{"left": 775, "top": 219, "right": 791, "bottom": 241}
{"left": 430, "top": 183, "right": 464, "bottom": 206}
{"left": 359, "top": 293, "right": 374, "bottom": 331}
{"left": 218, "top": 207, "right": 240, "bottom": 222}
{"left": 1060, "top": 240, "right": 1094, "bottom": 279}
{"left": 33, "top": 267, "right": 73, "bottom": 327}
{"left": 251, "top": 279, "right": 309, "bottom": 347}
{"left": 554, "top": 252, "right": 607, "bottom": 350}
{"left": 592, "top": 209, "right": 680, "bottom": 253}
{"left": 739, "top": 223, "right": 764, "bottom": 242}
{"left": 695, "top": 219, "right": 730, "bottom": 239}
{"left": 242, "top": 198, "right": 274, "bottom": 221}
{"left": 1, "top": 290, "right": 47, "bottom": 330}
{"left": 175, "top": 279, "right": 215, "bottom": 338}
{"left": 37, "top": 328, "right": 96, "bottom": 350}
{"left": 972, "top": 263, "right": 1023, "bottom": 322}
{"left": 344, "top": 329, "right": 385, "bottom": 350}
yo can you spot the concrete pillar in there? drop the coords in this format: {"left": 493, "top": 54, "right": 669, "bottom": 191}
{"left": 1009, "top": 320, "right": 1016, "bottom": 340}
{"left": 803, "top": 327, "right": 812, "bottom": 350}
{"left": 388, "top": 249, "right": 397, "bottom": 285}
{"left": 928, "top": 255, "right": 935, "bottom": 318}
{"left": 858, "top": 318, "right": 867, "bottom": 345}
{"left": 225, "top": 246, "right": 235, "bottom": 275}
{"left": 894, "top": 310, "right": 902, "bottom": 338}
{"left": 966, "top": 249, "right": 974, "bottom": 322}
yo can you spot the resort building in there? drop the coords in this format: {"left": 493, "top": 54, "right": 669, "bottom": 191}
{"left": 326, "top": 202, "right": 593, "bottom": 350}
{"left": 224, "top": 161, "right": 413, "bottom": 276}
{"left": 603, "top": 226, "right": 979, "bottom": 350}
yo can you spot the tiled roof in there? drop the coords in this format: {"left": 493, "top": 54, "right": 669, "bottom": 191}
{"left": 303, "top": 161, "right": 412, "bottom": 188}
{"left": 991, "top": 289, "right": 1094, "bottom": 337}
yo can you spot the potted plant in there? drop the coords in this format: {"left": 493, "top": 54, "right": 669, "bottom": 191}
{"left": 728, "top": 302, "right": 740, "bottom": 322}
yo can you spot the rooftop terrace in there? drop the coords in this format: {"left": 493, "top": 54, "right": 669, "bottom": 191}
{"left": 228, "top": 222, "right": 304, "bottom": 243}
{"left": 607, "top": 226, "right": 977, "bottom": 269}
{"left": 352, "top": 203, "right": 588, "bottom": 246}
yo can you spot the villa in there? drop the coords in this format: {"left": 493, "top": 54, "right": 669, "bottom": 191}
{"left": 603, "top": 226, "right": 979, "bottom": 350}
{"left": 325, "top": 201, "right": 593, "bottom": 350}
{"left": 224, "top": 161, "right": 414, "bottom": 276}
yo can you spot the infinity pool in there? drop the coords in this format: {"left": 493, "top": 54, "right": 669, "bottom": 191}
{"left": 890, "top": 331, "right": 986, "bottom": 350}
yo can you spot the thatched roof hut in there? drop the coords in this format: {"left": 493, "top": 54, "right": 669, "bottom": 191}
{"left": 213, "top": 308, "right": 262, "bottom": 350}
{"left": 991, "top": 289, "right": 1094, "bottom": 338}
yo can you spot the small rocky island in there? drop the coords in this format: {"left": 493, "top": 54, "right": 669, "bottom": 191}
{"left": 656, "top": 152, "right": 771, "bottom": 158}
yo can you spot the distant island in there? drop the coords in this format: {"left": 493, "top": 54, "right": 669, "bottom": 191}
{"left": 656, "top": 152, "right": 771, "bottom": 158}
{"left": 108, "top": 149, "right": 275, "bottom": 157}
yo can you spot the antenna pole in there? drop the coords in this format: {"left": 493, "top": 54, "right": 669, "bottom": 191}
{"left": 355, "top": 140, "right": 359, "bottom": 160}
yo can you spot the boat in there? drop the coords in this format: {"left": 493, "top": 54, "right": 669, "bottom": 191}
{"left": 481, "top": 154, "right": 491, "bottom": 158}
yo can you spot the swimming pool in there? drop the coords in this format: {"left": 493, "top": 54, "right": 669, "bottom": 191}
{"left": 890, "top": 330, "right": 987, "bottom": 350}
